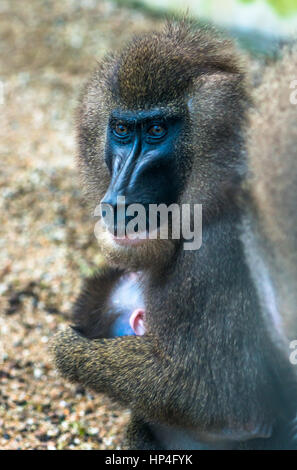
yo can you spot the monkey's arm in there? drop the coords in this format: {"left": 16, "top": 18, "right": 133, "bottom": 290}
{"left": 72, "top": 266, "right": 125, "bottom": 339}
{"left": 51, "top": 327, "right": 190, "bottom": 425}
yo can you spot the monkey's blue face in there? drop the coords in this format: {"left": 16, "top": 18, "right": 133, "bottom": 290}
{"left": 101, "top": 108, "right": 185, "bottom": 238}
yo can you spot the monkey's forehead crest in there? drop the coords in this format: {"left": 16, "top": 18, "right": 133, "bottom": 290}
{"left": 102, "top": 21, "right": 243, "bottom": 108}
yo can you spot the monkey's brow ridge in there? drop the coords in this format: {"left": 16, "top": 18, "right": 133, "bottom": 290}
{"left": 110, "top": 108, "right": 180, "bottom": 124}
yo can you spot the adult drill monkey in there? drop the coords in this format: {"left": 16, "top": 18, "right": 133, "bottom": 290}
{"left": 52, "top": 20, "right": 297, "bottom": 449}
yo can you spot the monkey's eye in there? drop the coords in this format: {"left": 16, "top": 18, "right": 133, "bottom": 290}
{"left": 147, "top": 124, "right": 167, "bottom": 139}
{"left": 113, "top": 122, "right": 130, "bottom": 138}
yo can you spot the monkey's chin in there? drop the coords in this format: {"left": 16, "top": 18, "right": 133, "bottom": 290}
{"left": 97, "top": 228, "right": 176, "bottom": 270}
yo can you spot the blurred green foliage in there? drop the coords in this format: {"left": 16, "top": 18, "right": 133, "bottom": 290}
{"left": 240, "top": 0, "right": 297, "bottom": 16}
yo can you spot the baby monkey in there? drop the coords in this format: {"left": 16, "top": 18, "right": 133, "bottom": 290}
{"left": 72, "top": 268, "right": 146, "bottom": 340}
{"left": 109, "top": 272, "right": 145, "bottom": 337}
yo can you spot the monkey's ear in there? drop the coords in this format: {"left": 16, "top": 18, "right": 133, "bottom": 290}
{"left": 129, "top": 309, "right": 146, "bottom": 336}
{"left": 188, "top": 71, "right": 248, "bottom": 124}
{"left": 192, "top": 70, "right": 246, "bottom": 94}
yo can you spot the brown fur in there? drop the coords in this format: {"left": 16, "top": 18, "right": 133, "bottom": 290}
{"left": 243, "top": 45, "right": 297, "bottom": 340}
{"left": 77, "top": 20, "right": 248, "bottom": 270}
{"left": 51, "top": 21, "right": 297, "bottom": 449}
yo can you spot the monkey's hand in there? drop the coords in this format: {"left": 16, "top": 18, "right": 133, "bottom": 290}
{"left": 51, "top": 326, "right": 191, "bottom": 425}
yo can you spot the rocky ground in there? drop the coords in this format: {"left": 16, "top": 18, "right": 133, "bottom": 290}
{"left": 0, "top": 0, "right": 163, "bottom": 450}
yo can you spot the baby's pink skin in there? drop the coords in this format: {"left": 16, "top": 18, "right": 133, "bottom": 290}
{"left": 129, "top": 308, "right": 146, "bottom": 336}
